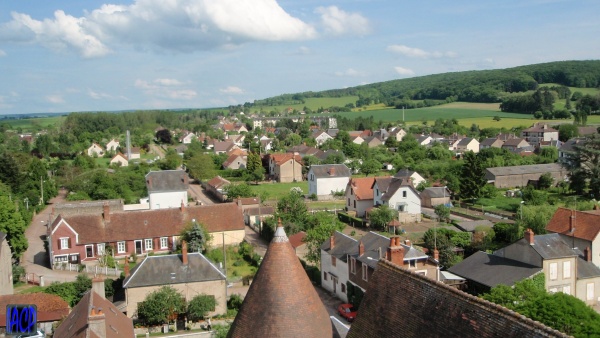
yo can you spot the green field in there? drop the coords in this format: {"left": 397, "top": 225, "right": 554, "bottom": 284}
{"left": 251, "top": 181, "right": 308, "bottom": 201}
{"left": 249, "top": 96, "right": 358, "bottom": 113}
{"left": 3, "top": 116, "right": 65, "bottom": 131}
{"left": 538, "top": 83, "right": 600, "bottom": 97}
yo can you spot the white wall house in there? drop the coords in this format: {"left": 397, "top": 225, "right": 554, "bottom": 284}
{"left": 106, "top": 139, "right": 120, "bottom": 152}
{"left": 320, "top": 231, "right": 357, "bottom": 303}
{"left": 308, "top": 164, "right": 351, "bottom": 199}
{"left": 312, "top": 131, "right": 334, "bottom": 146}
{"left": 181, "top": 132, "right": 196, "bottom": 144}
{"left": 373, "top": 177, "right": 421, "bottom": 222}
{"left": 87, "top": 143, "right": 104, "bottom": 157}
{"left": 146, "top": 170, "right": 189, "bottom": 210}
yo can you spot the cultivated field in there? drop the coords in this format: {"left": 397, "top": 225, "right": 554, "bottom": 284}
{"left": 250, "top": 96, "right": 358, "bottom": 113}
{"left": 3, "top": 116, "right": 65, "bottom": 131}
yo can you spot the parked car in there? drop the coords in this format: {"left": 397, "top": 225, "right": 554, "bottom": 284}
{"left": 337, "top": 303, "right": 357, "bottom": 322}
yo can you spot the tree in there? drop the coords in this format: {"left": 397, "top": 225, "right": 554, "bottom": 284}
{"left": 180, "top": 221, "right": 212, "bottom": 253}
{"left": 224, "top": 183, "right": 255, "bottom": 201}
{"left": 244, "top": 152, "right": 264, "bottom": 183}
{"left": 155, "top": 129, "right": 172, "bottom": 144}
{"left": 422, "top": 227, "right": 458, "bottom": 268}
{"left": 368, "top": 205, "right": 395, "bottom": 230}
{"left": 277, "top": 190, "right": 308, "bottom": 226}
{"left": 283, "top": 133, "right": 302, "bottom": 147}
{"left": 160, "top": 149, "right": 182, "bottom": 170}
{"left": 537, "top": 172, "right": 554, "bottom": 190}
{"left": 434, "top": 204, "right": 450, "bottom": 223}
{"left": 187, "top": 294, "right": 217, "bottom": 322}
{"left": 186, "top": 153, "right": 216, "bottom": 181}
{"left": 360, "top": 159, "right": 381, "bottom": 176}
{"left": 0, "top": 193, "right": 28, "bottom": 259}
{"left": 565, "top": 134, "right": 600, "bottom": 198}
{"left": 558, "top": 124, "right": 579, "bottom": 142}
{"left": 304, "top": 220, "right": 345, "bottom": 265}
{"left": 137, "top": 286, "right": 186, "bottom": 325}
{"left": 459, "top": 151, "right": 486, "bottom": 200}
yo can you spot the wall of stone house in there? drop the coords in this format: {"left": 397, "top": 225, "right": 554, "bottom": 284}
{"left": 576, "top": 277, "right": 600, "bottom": 306}
{"left": 0, "top": 239, "right": 13, "bottom": 295}
{"left": 126, "top": 279, "right": 227, "bottom": 318}
{"left": 149, "top": 191, "right": 188, "bottom": 210}
{"left": 208, "top": 230, "right": 245, "bottom": 248}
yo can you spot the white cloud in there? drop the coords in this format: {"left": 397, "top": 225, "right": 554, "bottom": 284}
{"left": 316, "top": 6, "right": 370, "bottom": 36}
{"left": 334, "top": 68, "right": 366, "bottom": 77}
{"left": 135, "top": 78, "right": 197, "bottom": 100}
{"left": 0, "top": 50, "right": 5, "bottom": 56}
{"left": 393, "top": 66, "right": 415, "bottom": 76}
{"left": 88, "top": 89, "right": 112, "bottom": 100}
{"left": 387, "top": 44, "right": 457, "bottom": 59}
{"left": 220, "top": 86, "right": 244, "bottom": 94}
{"left": 45, "top": 95, "right": 65, "bottom": 104}
{"left": 0, "top": 0, "right": 318, "bottom": 56}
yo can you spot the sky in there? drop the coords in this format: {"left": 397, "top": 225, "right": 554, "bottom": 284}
{"left": 0, "top": 0, "right": 599, "bottom": 115}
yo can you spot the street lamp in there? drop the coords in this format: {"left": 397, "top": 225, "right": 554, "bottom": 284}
{"left": 24, "top": 197, "right": 29, "bottom": 210}
{"left": 520, "top": 201, "right": 525, "bottom": 221}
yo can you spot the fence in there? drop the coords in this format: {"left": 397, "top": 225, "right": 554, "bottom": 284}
{"left": 53, "top": 263, "right": 122, "bottom": 277}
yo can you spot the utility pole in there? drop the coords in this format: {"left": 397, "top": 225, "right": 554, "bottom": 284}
{"left": 40, "top": 176, "right": 44, "bottom": 205}
{"left": 222, "top": 232, "right": 227, "bottom": 297}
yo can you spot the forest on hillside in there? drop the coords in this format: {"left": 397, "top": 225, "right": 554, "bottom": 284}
{"left": 252, "top": 60, "right": 600, "bottom": 111}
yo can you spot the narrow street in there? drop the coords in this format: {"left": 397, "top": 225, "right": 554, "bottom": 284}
{"left": 187, "top": 181, "right": 216, "bottom": 206}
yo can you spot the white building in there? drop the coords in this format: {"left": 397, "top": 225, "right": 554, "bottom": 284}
{"left": 307, "top": 164, "right": 352, "bottom": 199}
{"left": 146, "top": 170, "right": 189, "bottom": 210}
{"left": 320, "top": 231, "right": 357, "bottom": 302}
{"left": 373, "top": 176, "right": 421, "bottom": 223}
{"left": 106, "top": 139, "right": 120, "bottom": 152}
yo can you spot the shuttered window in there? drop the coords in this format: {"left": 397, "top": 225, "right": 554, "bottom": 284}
{"left": 549, "top": 262, "right": 558, "bottom": 280}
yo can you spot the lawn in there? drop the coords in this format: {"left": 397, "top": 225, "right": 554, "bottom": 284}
{"left": 251, "top": 181, "right": 308, "bottom": 201}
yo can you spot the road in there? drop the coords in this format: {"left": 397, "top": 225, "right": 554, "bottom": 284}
{"left": 187, "top": 180, "right": 216, "bottom": 206}
{"left": 22, "top": 189, "right": 79, "bottom": 284}
{"left": 148, "top": 143, "right": 166, "bottom": 159}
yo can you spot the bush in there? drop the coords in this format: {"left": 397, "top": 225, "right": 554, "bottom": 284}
{"left": 481, "top": 184, "right": 498, "bottom": 198}
{"left": 309, "top": 193, "right": 318, "bottom": 201}
{"left": 12, "top": 265, "right": 25, "bottom": 284}
{"left": 187, "top": 294, "right": 217, "bottom": 322}
{"left": 227, "top": 294, "right": 244, "bottom": 310}
{"left": 206, "top": 248, "right": 224, "bottom": 263}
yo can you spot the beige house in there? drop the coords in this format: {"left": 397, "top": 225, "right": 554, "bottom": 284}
{"left": 87, "top": 143, "right": 104, "bottom": 157}
{"left": 345, "top": 177, "right": 375, "bottom": 217}
{"left": 479, "top": 138, "right": 505, "bottom": 151}
{"left": 0, "top": 232, "right": 13, "bottom": 295}
{"left": 420, "top": 187, "right": 451, "bottom": 208}
{"left": 389, "top": 128, "right": 407, "bottom": 142}
{"left": 268, "top": 153, "right": 303, "bottom": 183}
{"left": 123, "top": 247, "right": 227, "bottom": 318}
{"left": 110, "top": 153, "right": 129, "bottom": 167}
{"left": 546, "top": 207, "right": 600, "bottom": 267}
{"left": 106, "top": 139, "right": 120, "bottom": 152}
{"left": 485, "top": 163, "right": 566, "bottom": 188}
{"left": 455, "top": 137, "right": 480, "bottom": 154}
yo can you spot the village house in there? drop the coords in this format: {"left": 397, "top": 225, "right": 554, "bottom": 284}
{"left": 416, "top": 134, "right": 433, "bottom": 146}
{"left": 484, "top": 163, "right": 566, "bottom": 188}
{"left": 389, "top": 128, "right": 407, "bottom": 142}
{"left": 455, "top": 137, "right": 480, "bottom": 154}
{"left": 350, "top": 135, "right": 364, "bottom": 144}
{"left": 558, "top": 137, "right": 586, "bottom": 164}
{"left": 180, "top": 132, "right": 196, "bottom": 144}
{"left": 521, "top": 123, "right": 559, "bottom": 146}
{"left": 0, "top": 232, "right": 13, "bottom": 295}
{"left": 393, "top": 169, "right": 425, "bottom": 187}
{"left": 146, "top": 170, "right": 188, "bottom": 210}
{"left": 268, "top": 153, "right": 303, "bottom": 183}
{"left": 345, "top": 177, "right": 375, "bottom": 217}
{"left": 286, "top": 144, "right": 323, "bottom": 158}
{"left": 222, "top": 153, "right": 247, "bottom": 170}
{"left": 204, "top": 176, "right": 231, "bottom": 202}
{"left": 213, "top": 140, "right": 238, "bottom": 154}
{"left": 307, "top": 164, "right": 351, "bottom": 199}
{"left": 260, "top": 138, "right": 273, "bottom": 152}
{"left": 501, "top": 138, "right": 533, "bottom": 153}
{"left": 363, "top": 136, "right": 383, "bottom": 148}
{"left": 546, "top": 207, "right": 600, "bottom": 267}
{"left": 110, "top": 153, "right": 129, "bottom": 167}
{"left": 372, "top": 176, "right": 421, "bottom": 223}
{"left": 420, "top": 186, "right": 452, "bottom": 208}
{"left": 479, "top": 137, "right": 505, "bottom": 151}
{"left": 87, "top": 143, "right": 104, "bottom": 157}
{"left": 320, "top": 231, "right": 358, "bottom": 302}
{"left": 122, "top": 242, "right": 227, "bottom": 318}
{"left": 311, "top": 130, "right": 334, "bottom": 146}
{"left": 47, "top": 203, "right": 245, "bottom": 266}
{"left": 226, "top": 134, "right": 245, "bottom": 147}
{"left": 106, "top": 138, "right": 120, "bottom": 152}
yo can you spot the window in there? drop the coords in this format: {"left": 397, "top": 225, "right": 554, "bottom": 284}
{"left": 97, "top": 243, "right": 105, "bottom": 256}
{"left": 332, "top": 256, "right": 337, "bottom": 267}
{"left": 415, "top": 270, "right": 427, "bottom": 276}
{"left": 563, "top": 261, "right": 571, "bottom": 279}
{"left": 409, "top": 259, "right": 416, "bottom": 268}
{"left": 353, "top": 200, "right": 356, "bottom": 208}
{"left": 562, "top": 285, "right": 571, "bottom": 295}
{"left": 376, "top": 189, "right": 379, "bottom": 196}
{"left": 60, "top": 238, "right": 69, "bottom": 250}
{"left": 347, "top": 198, "right": 350, "bottom": 206}
{"left": 323, "top": 272, "right": 328, "bottom": 281}
{"left": 587, "top": 283, "right": 595, "bottom": 301}
{"left": 145, "top": 239, "right": 153, "bottom": 251}
{"left": 117, "top": 241, "right": 126, "bottom": 253}
{"left": 160, "top": 237, "right": 168, "bottom": 249}
{"left": 548, "top": 287, "right": 557, "bottom": 294}
{"left": 54, "top": 255, "right": 68, "bottom": 263}
{"left": 341, "top": 283, "right": 346, "bottom": 293}
{"left": 350, "top": 258, "right": 356, "bottom": 274}
{"left": 362, "top": 263, "right": 368, "bottom": 281}
{"left": 402, "top": 191, "right": 407, "bottom": 198}
{"left": 549, "top": 262, "right": 557, "bottom": 280}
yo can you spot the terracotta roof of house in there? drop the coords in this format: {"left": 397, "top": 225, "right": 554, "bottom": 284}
{"left": 123, "top": 252, "right": 226, "bottom": 288}
{"left": 206, "top": 176, "right": 231, "bottom": 189}
{"left": 53, "top": 291, "right": 134, "bottom": 338}
{"left": 213, "top": 141, "right": 236, "bottom": 152}
{"left": 347, "top": 259, "right": 567, "bottom": 338}
{"left": 223, "top": 154, "right": 246, "bottom": 168}
{"left": 522, "top": 123, "right": 558, "bottom": 133}
{"left": 270, "top": 153, "right": 302, "bottom": 165}
{"left": 0, "top": 293, "right": 69, "bottom": 325}
{"left": 236, "top": 197, "right": 260, "bottom": 205}
{"left": 288, "top": 231, "right": 306, "bottom": 249}
{"left": 223, "top": 123, "right": 235, "bottom": 131}
{"left": 51, "top": 203, "right": 244, "bottom": 244}
{"left": 545, "top": 207, "right": 600, "bottom": 241}
{"left": 244, "top": 206, "right": 275, "bottom": 216}
{"left": 228, "top": 223, "right": 331, "bottom": 337}
{"left": 348, "top": 177, "right": 375, "bottom": 200}
{"left": 145, "top": 170, "right": 188, "bottom": 193}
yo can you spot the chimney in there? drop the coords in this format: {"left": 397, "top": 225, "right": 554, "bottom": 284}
{"left": 180, "top": 200, "right": 185, "bottom": 212}
{"left": 358, "top": 241, "right": 364, "bottom": 256}
{"left": 124, "top": 261, "right": 130, "bottom": 277}
{"left": 330, "top": 235, "right": 335, "bottom": 249}
{"left": 570, "top": 211, "right": 576, "bottom": 233}
{"left": 386, "top": 236, "right": 405, "bottom": 266}
{"left": 182, "top": 240, "right": 188, "bottom": 265}
{"left": 433, "top": 248, "right": 439, "bottom": 261}
{"left": 329, "top": 167, "right": 336, "bottom": 176}
{"left": 404, "top": 239, "right": 411, "bottom": 247}
{"left": 524, "top": 228, "right": 535, "bottom": 245}
{"left": 585, "top": 247, "right": 592, "bottom": 262}
{"left": 237, "top": 198, "right": 243, "bottom": 209}
{"left": 103, "top": 203, "right": 110, "bottom": 222}
{"left": 88, "top": 307, "right": 106, "bottom": 338}
{"left": 92, "top": 277, "right": 105, "bottom": 299}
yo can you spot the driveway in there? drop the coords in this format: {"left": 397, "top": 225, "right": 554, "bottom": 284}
{"left": 188, "top": 181, "right": 216, "bottom": 206}
{"left": 22, "top": 189, "right": 79, "bottom": 284}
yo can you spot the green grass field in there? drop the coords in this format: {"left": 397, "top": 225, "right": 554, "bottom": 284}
{"left": 251, "top": 181, "right": 309, "bottom": 201}
{"left": 3, "top": 116, "right": 65, "bottom": 131}
{"left": 249, "top": 96, "right": 358, "bottom": 113}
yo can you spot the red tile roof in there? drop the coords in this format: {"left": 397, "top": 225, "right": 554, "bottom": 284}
{"left": 0, "top": 293, "right": 69, "bottom": 324}
{"left": 228, "top": 225, "right": 331, "bottom": 337}
{"left": 545, "top": 207, "right": 600, "bottom": 241}
{"left": 206, "top": 176, "right": 230, "bottom": 189}
{"left": 288, "top": 231, "right": 306, "bottom": 249}
{"left": 52, "top": 203, "right": 244, "bottom": 244}
{"left": 348, "top": 177, "right": 375, "bottom": 200}
{"left": 269, "top": 153, "right": 302, "bottom": 165}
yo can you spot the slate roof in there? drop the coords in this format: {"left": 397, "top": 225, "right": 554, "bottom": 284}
{"left": 51, "top": 203, "right": 245, "bottom": 244}
{"left": 223, "top": 154, "right": 246, "bottom": 168}
{"left": 53, "top": 291, "right": 134, "bottom": 338}
{"left": 356, "top": 232, "right": 428, "bottom": 269}
{"left": 123, "top": 253, "right": 225, "bottom": 288}
{"left": 316, "top": 149, "right": 344, "bottom": 161}
{"left": 455, "top": 220, "right": 494, "bottom": 232}
{"left": 0, "top": 293, "right": 69, "bottom": 325}
{"left": 576, "top": 253, "right": 600, "bottom": 279}
{"left": 321, "top": 231, "right": 358, "bottom": 263}
{"left": 502, "top": 138, "right": 529, "bottom": 147}
{"left": 347, "top": 177, "right": 375, "bottom": 200}
{"left": 213, "top": 141, "right": 236, "bottom": 152}
{"left": 372, "top": 176, "right": 393, "bottom": 192}
{"left": 310, "top": 164, "right": 351, "bottom": 178}
{"left": 380, "top": 177, "right": 420, "bottom": 202}
{"left": 496, "top": 233, "right": 578, "bottom": 260}
{"left": 420, "top": 186, "right": 451, "bottom": 199}
{"left": 456, "top": 137, "right": 478, "bottom": 147}
{"left": 481, "top": 137, "right": 504, "bottom": 147}
{"left": 545, "top": 207, "right": 600, "bottom": 241}
{"left": 228, "top": 224, "right": 332, "bottom": 337}
{"left": 393, "top": 169, "right": 415, "bottom": 178}
{"left": 485, "top": 163, "right": 564, "bottom": 177}
{"left": 145, "top": 170, "right": 188, "bottom": 193}
{"left": 347, "top": 259, "right": 567, "bottom": 338}
{"left": 448, "top": 251, "right": 542, "bottom": 288}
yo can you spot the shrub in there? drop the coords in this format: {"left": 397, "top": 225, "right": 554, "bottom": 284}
{"left": 227, "top": 294, "right": 244, "bottom": 311}
{"left": 187, "top": 294, "right": 217, "bottom": 322}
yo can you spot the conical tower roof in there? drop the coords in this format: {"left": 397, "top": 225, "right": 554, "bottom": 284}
{"left": 228, "top": 221, "right": 332, "bottom": 337}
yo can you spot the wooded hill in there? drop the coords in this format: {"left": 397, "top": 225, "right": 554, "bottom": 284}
{"left": 253, "top": 60, "right": 600, "bottom": 109}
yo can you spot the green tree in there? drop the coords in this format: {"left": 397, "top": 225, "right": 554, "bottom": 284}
{"left": 565, "top": 134, "right": 600, "bottom": 198}
{"left": 283, "top": 133, "right": 302, "bottom": 147}
{"left": 304, "top": 221, "right": 345, "bottom": 265}
{"left": 224, "top": 183, "right": 255, "bottom": 201}
{"left": 277, "top": 190, "right": 308, "bottom": 226}
{"left": 368, "top": 205, "right": 395, "bottom": 230}
{"left": 187, "top": 294, "right": 217, "bottom": 322}
{"left": 137, "top": 286, "right": 186, "bottom": 325}
{"left": 422, "top": 227, "right": 458, "bottom": 268}
{"left": 558, "top": 124, "right": 579, "bottom": 142}
{"left": 537, "top": 172, "right": 554, "bottom": 190}
{"left": 0, "top": 194, "right": 28, "bottom": 259}
{"left": 186, "top": 153, "right": 216, "bottom": 181}
{"left": 244, "top": 152, "right": 264, "bottom": 184}
{"left": 180, "top": 221, "right": 212, "bottom": 253}
{"left": 459, "top": 151, "right": 486, "bottom": 200}
{"left": 160, "top": 149, "right": 182, "bottom": 170}
{"left": 434, "top": 204, "right": 450, "bottom": 223}
{"left": 360, "top": 159, "right": 381, "bottom": 176}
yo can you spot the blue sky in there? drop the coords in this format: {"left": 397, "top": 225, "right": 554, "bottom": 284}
{"left": 0, "top": 0, "right": 598, "bottom": 115}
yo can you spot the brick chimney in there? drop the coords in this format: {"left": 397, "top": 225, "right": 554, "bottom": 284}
{"left": 404, "top": 239, "right": 411, "bottom": 247}
{"left": 330, "top": 235, "right": 335, "bottom": 249}
{"left": 124, "top": 262, "right": 130, "bottom": 277}
{"left": 570, "top": 211, "right": 576, "bottom": 233}
{"left": 433, "top": 248, "right": 439, "bottom": 261}
{"left": 386, "top": 236, "right": 404, "bottom": 266}
{"left": 103, "top": 203, "right": 110, "bottom": 222}
{"left": 329, "top": 167, "right": 336, "bottom": 176}
{"left": 180, "top": 200, "right": 185, "bottom": 212}
{"left": 88, "top": 307, "right": 106, "bottom": 338}
{"left": 92, "top": 277, "right": 105, "bottom": 299}
{"left": 358, "top": 241, "right": 364, "bottom": 256}
{"left": 585, "top": 247, "right": 592, "bottom": 262}
{"left": 182, "top": 240, "right": 188, "bottom": 265}
{"left": 524, "top": 228, "right": 535, "bottom": 245}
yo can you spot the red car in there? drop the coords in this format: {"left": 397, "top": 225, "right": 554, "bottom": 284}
{"left": 337, "top": 303, "right": 357, "bottom": 322}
